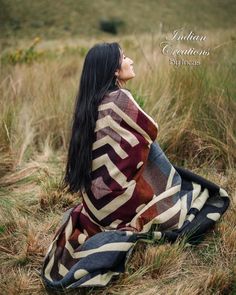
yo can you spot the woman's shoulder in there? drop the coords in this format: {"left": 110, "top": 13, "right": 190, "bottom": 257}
{"left": 105, "top": 88, "right": 159, "bottom": 131}
{"left": 105, "top": 88, "right": 134, "bottom": 105}
{"left": 103, "top": 88, "right": 136, "bottom": 114}
{"left": 106, "top": 87, "right": 131, "bottom": 97}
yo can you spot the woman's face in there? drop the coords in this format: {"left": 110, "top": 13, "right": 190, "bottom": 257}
{"left": 115, "top": 51, "right": 135, "bottom": 85}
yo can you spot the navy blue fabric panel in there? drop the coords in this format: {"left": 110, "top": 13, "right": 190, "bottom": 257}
{"left": 174, "top": 166, "right": 220, "bottom": 193}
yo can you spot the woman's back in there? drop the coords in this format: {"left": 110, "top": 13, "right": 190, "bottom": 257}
{"left": 81, "top": 88, "right": 158, "bottom": 231}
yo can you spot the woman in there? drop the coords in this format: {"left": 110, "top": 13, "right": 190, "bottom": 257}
{"left": 41, "top": 42, "right": 230, "bottom": 290}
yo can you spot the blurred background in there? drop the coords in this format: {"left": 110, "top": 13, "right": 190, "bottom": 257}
{"left": 0, "top": 0, "right": 236, "bottom": 40}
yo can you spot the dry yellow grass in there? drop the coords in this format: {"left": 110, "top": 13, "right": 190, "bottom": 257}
{"left": 0, "top": 31, "right": 235, "bottom": 294}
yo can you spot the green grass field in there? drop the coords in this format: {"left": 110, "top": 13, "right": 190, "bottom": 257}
{"left": 1, "top": 0, "right": 236, "bottom": 40}
{"left": 0, "top": 1, "right": 236, "bottom": 294}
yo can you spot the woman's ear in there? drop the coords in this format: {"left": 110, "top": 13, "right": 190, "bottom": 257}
{"left": 115, "top": 70, "right": 119, "bottom": 77}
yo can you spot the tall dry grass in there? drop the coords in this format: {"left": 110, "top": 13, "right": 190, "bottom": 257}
{"left": 0, "top": 30, "right": 235, "bottom": 294}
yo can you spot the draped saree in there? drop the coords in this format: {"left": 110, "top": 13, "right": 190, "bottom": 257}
{"left": 41, "top": 88, "right": 230, "bottom": 290}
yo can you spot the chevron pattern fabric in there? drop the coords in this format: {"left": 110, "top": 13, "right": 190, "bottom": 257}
{"left": 41, "top": 89, "right": 230, "bottom": 291}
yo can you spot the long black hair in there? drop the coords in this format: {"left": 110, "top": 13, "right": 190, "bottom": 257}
{"left": 63, "top": 42, "right": 122, "bottom": 194}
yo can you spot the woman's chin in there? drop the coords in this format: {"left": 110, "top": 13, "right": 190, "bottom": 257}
{"left": 130, "top": 72, "right": 136, "bottom": 79}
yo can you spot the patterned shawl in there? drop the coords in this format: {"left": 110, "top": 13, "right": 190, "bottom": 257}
{"left": 41, "top": 88, "right": 230, "bottom": 291}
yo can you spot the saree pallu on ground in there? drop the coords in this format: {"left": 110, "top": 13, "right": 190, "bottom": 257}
{"left": 41, "top": 88, "right": 230, "bottom": 291}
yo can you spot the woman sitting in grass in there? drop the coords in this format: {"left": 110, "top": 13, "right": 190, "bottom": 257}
{"left": 41, "top": 42, "right": 230, "bottom": 291}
